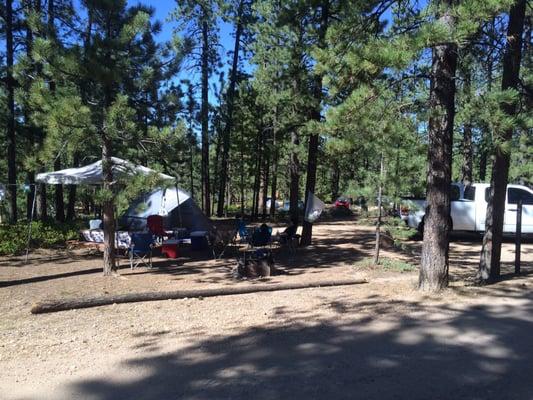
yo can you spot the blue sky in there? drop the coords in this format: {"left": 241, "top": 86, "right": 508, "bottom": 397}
{"left": 128, "top": 0, "right": 236, "bottom": 99}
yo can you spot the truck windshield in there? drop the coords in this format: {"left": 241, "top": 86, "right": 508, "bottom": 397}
{"left": 450, "top": 185, "right": 460, "bottom": 201}
{"left": 508, "top": 188, "right": 533, "bottom": 205}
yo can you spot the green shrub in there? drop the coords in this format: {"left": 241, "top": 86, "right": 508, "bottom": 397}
{"left": 384, "top": 217, "right": 418, "bottom": 241}
{"left": 0, "top": 220, "right": 83, "bottom": 255}
{"left": 354, "top": 257, "right": 416, "bottom": 273}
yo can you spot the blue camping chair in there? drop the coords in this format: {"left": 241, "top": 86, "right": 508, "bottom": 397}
{"left": 128, "top": 233, "right": 155, "bottom": 269}
{"left": 236, "top": 219, "right": 251, "bottom": 243}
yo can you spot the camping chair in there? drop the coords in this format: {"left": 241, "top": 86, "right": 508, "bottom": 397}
{"left": 236, "top": 219, "right": 251, "bottom": 243}
{"left": 209, "top": 228, "right": 237, "bottom": 259}
{"left": 128, "top": 232, "right": 154, "bottom": 269}
{"left": 147, "top": 215, "right": 166, "bottom": 243}
{"left": 249, "top": 224, "right": 272, "bottom": 249}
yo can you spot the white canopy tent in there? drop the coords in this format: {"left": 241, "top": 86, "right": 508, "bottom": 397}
{"left": 36, "top": 157, "right": 175, "bottom": 185}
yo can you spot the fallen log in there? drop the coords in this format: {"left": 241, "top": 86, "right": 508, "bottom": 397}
{"left": 31, "top": 279, "right": 367, "bottom": 314}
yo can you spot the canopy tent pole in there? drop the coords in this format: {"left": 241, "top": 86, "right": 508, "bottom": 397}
{"left": 25, "top": 187, "right": 37, "bottom": 264}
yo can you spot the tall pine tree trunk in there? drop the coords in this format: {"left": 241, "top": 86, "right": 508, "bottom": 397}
{"left": 217, "top": 0, "right": 244, "bottom": 217}
{"left": 270, "top": 125, "right": 278, "bottom": 219}
{"left": 301, "top": 1, "right": 328, "bottom": 246}
{"left": 419, "top": 1, "right": 457, "bottom": 291}
{"left": 6, "top": 0, "right": 17, "bottom": 223}
{"left": 374, "top": 153, "right": 385, "bottom": 264}
{"left": 47, "top": 0, "right": 64, "bottom": 222}
{"left": 24, "top": 2, "right": 36, "bottom": 220}
{"left": 201, "top": 20, "right": 210, "bottom": 217}
{"left": 479, "top": 21, "right": 494, "bottom": 182}
{"left": 261, "top": 145, "right": 270, "bottom": 220}
{"left": 101, "top": 137, "right": 116, "bottom": 275}
{"left": 478, "top": 0, "right": 526, "bottom": 283}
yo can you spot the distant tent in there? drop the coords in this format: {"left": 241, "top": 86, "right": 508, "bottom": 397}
{"left": 119, "top": 187, "right": 212, "bottom": 232}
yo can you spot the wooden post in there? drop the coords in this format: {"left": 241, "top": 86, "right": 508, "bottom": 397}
{"left": 515, "top": 199, "right": 522, "bottom": 274}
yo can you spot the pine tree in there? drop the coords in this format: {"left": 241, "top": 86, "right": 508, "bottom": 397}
{"left": 478, "top": 0, "right": 528, "bottom": 283}
{"left": 172, "top": 0, "right": 220, "bottom": 217}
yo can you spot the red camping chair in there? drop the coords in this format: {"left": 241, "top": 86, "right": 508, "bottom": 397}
{"left": 147, "top": 215, "right": 167, "bottom": 243}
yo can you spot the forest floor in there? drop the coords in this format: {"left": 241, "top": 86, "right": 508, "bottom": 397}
{"left": 1, "top": 217, "right": 533, "bottom": 399}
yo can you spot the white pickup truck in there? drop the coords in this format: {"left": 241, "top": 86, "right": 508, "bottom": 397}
{"left": 402, "top": 183, "right": 533, "bottom": 234}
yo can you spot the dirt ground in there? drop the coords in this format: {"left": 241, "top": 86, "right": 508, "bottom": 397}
{"left": 1, "top": 219, "right": 533, "bottom": 400}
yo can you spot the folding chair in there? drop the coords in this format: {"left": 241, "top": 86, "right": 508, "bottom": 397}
{"left": 128, "top": 233, "right": 154, "bottom": 269}
{"left": 236, "top": 219, "right": 251, "bottom": 243}
{"left": 147, "top": 215, "right": 167, "bottom": 243}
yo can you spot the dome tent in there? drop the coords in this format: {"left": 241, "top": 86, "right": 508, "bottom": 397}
{"left": 119, "top": 187, "right": 212, "bottom": 233}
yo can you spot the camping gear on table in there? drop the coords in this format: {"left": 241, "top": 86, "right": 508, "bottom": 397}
{"left": 190, "top": 231, "right": 209, "bottom": 251}
{"left": 128, "top": 232, "right": 155, "bottom": 269}
{"left": 147, "top": 214, "right": 168, "bottom": 243}
{"left": 80, "top": 229, "right": 131, "bottom": 249}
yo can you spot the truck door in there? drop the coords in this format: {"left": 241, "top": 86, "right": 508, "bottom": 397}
{"left": 474, "top": 187, "right": 491, "bottom": 232}
{"left": 451, "top": 185, "right": 476, "bottom": 231}
{"left": 504, "top": 187, "right": 533, "bottom": 233}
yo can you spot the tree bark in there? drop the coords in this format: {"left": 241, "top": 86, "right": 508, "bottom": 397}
{"left": 252, "top": 130, "right": 263, "bottom": 221}
{"left": 270, "top": 124, "right": 278, "bottom": 219}
{"left": 478, "top": 0, "right": 527, "bottom": 283}
{"left": 374, "top": 153, "right": 385, "bottom": 264}
{"left": 201, "top": 19, "right": 211, "bottom": 217}
{"left": 460, "top": 65, "right": 473, "bottom": 186}
{"left": 101, "top": 138, "right": 116, "bottom": 276}
{"left": 330, "top": 160, "right": 340, "bottom": 203}
{"left": 419, "top": 2, "right": 457, "bottom": 292}
{"left": 6, "top": 0, "right": 18, "bottom": 223}
{"left": 217, "top": 0, "right": 244, "bottom": 217}
{"left": 261, "top": 143, "right": 270, "bottom": 220}
{"left": 289, "top": 129, "right": 300, "bottom": 226}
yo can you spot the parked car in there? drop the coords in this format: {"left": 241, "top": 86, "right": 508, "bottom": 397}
{"left": 401, "top": 182, "right": 533, "bottom": 234}
{"left": 334, "top": 196, "right": 351, "bottom": 209}
{"left": 280, "top": 200, "right": 304, "bottom": 211}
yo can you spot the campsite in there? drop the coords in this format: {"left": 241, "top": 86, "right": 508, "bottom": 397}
{"left": 1, "top": 0, "right": 532, "bottom": 399}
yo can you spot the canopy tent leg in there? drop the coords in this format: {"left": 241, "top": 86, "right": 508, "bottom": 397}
{"left": 25, "top": 186, "right": 37, "bottom": 264}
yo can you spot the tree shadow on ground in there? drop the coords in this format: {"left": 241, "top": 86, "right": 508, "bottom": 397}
{"left": 61, "top": 287, "right": 533, "bottom": 400}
